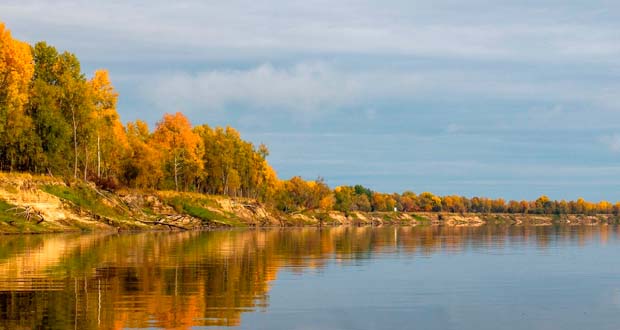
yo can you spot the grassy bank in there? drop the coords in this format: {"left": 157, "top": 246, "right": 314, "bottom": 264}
{"left": 0, "top": 173, "right": 618, "bottom": 234}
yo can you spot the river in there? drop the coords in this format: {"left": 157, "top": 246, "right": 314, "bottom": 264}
{"left": 0, "top": 225, "right": 619, "bottom": 329}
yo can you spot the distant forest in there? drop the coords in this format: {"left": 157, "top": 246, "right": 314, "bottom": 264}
{"left": 1, "top": 22, "right": 619, "bottom": 215}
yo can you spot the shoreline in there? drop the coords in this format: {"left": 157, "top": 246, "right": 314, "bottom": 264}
{"left": 0, "top": 219, "right": 617, "bottom": 236}
{"left": 0, "top": 173, "right": 618, "bottom": 234}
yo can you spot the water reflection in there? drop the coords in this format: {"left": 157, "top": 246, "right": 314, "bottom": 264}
{"left": 0, "top": 225, "right": 617, "bottom": 329}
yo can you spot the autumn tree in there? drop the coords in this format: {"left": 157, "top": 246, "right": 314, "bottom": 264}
{"left": 319, "top": 193, "right": 336, "bottom": 211}
{"left": 333, "top": 185, "right": 374, "bottom": 212}
{"left": 534, "top": 195, "right": 552, "bottom": 214}
{"left": 28, "top": 42, "right": 71, "bottom": 174}
{"left": 400, "top": 191, "right": 419, "bottom": 212}
{"left": 271, "top": 176, "right": 331, "bottom": 212}
{"left": 418, "top": 192, "right": 442, "bottom": 212}
{"left": 58, "top": 53, "right": 91, "bottom": 178}
{"left": 28, "top": 42, "right": 92, "bottom": 177}
{"left": 87, "top": 69, "right": 128, "bottom": 183}
{"left": 442, "top": 195, "right": 467, "bottom": 213}
{"left": 0, "top": 23, "right": 36, "bottom": 171}
{"left": 152, "top": 112, "right": 204, "bottom": 191}
{"left": 195, "top": 125, "right": 277, "bottom": 198}
{"left": 122, "top": 120, "right": 163, "bottom": 188}
{"left": 371, "top": 192, "right": 397, "bottom": 211}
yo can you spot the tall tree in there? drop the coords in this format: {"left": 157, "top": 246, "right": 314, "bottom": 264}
{"left": 0, "top": 23, "right": 35, "bottom": 171}
{"left": 152, "top": 112, "right": 203, "bottom": 191}
{"left": 195, "top": 124, "right": 278, "bottom": 198}
{"left": 29, "top": 43, "right": 68, "bottom": 174}
{"left": 29, "top": 42, "right": 91, "bottom": 177}
{"left": 58, "top": 55, "right": 90, "bottom": 179}
{"left": 123, "top": 120, "right": 163, "bottom": 188}
{"left": 88, "top": 69, "right": 127, "bottom": 182}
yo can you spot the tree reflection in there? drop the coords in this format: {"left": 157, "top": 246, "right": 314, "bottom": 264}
{"left": 0, "top": 225, "right": 617, "bottom": 329}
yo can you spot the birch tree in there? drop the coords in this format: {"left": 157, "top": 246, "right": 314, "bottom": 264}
{"left": 152, "top": 112, "right": 203, "bottom": 191}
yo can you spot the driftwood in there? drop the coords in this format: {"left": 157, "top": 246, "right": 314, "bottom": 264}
{"left": 91, "top": 186, "right": 133, "bottom": 214}
{"left": 56, "top": 186, "right": 190, "bottom": 230}
{"left": 239, "top": 203, "right": 259, "bottom": 211}
{"left": 7, "top": 206, "right": 45, "bottom": 223}
{"left": 89, "top": 186, "right": 159, "bottom": 227}
{"left": 136, "top": 218, "right": 188, "bottom": 230}
{"left": 93, "top": 187, "right": 173, "bottom": 227}
{"left": 160, "top": 215, "right": 186, "bottom": 222}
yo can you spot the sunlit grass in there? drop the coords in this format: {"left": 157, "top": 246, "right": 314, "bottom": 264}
{"left": 162, "top": 193, "right": 245, "bottom": 227}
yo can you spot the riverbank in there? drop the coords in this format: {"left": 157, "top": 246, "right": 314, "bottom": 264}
{"left": 0, "top": 173, "right": 618, "bottom": 233}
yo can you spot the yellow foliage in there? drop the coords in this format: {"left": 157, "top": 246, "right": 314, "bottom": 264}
{"left": 126, "top": 121, "right": 164, "bottom": 188}
{"left": 88, "top": 69, "right": 128, "bottom": 178}
{"left": 152, "top": 112, "right": 204, "bottom": 190}
{"left": 0, "top": 22, "right": 33, "bottom": 112}
{"left": 319, "top": 194, "right": 336, "bottom": 210}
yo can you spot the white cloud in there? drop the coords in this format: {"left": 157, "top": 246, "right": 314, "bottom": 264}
{"left": 141, "top": 62, "right": 620, "bottom": 118}
{"left": 141, "top": 62, "right": 422, "bottom": 114}
{"left": 4, "top": 0, "right": 620, "bottom": 200}
{"left": 2, "top": 0, "right": 620, "bottom": 64}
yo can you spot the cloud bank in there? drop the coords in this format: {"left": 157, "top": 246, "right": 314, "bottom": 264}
{"left": 3, "top": 0, "right": 620, "bottom": 200}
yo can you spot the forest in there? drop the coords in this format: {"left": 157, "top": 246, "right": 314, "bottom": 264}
{"left": 1, "top": 22, "right": 619, "bottom": 216}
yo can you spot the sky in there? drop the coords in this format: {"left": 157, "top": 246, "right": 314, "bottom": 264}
{"left": 3, "top": 0, "right": 620, "bottom": 201}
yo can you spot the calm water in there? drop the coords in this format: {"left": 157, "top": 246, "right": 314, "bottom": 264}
{"left": 0, "top": 225, "right": 619, "bottom": 329}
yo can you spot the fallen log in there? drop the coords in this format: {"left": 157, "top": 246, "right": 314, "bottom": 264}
{"left": 136, "top": 219, "right": 188, "bottom": 230}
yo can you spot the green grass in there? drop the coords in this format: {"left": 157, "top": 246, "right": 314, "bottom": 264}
{"left": 163, "top": 194, "right": 245, "bottom": 227}
{"left": 42, "top": 184, "right": 136, "bottom": 229}
{"left": 377, "top": 212, "right": 406, "bottom": 223}
{"left": 0, "top": 200, "right": 48, "bottom": 233}
{"left": 0, "top": 200, "right": 22, "bottom": 223}
{"left": 43, "top": 184, "right": 117, "bottom": 215}
{"left": 43, "top": 184, "right": 249, "bottom": 228}
{"left": 411, "top": 214, "right": 431, "bottom": 223}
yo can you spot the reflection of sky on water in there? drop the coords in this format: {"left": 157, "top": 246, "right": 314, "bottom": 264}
{"left": 245, "top": 227, "right": 620, "bottom": 330}
{"left": 0, "top": 226, "right": 618, "bottom": 329}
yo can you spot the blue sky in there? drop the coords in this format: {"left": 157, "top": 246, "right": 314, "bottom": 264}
{"left": 3, "top": 0, "right": 620, "bottom": 201}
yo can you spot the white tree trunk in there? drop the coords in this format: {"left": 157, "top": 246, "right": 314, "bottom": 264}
{"left": 174, "top": 153, "right": 179, "bottom": 191}
{"left": 97, "top": 133, "right": 101, "bottom": 179}
{"left": 84, "top": 144, "right": 88, "bottom": 181}
{"left": 72, "top": 109, "right": 78, "bottom": 179}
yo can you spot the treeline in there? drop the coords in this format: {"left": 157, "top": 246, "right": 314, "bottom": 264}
{"left": 1, "top": 22, "right": 619, "bottom": 215}
{"left": 271, "top": 180, "right": 620, "bottom": 215}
